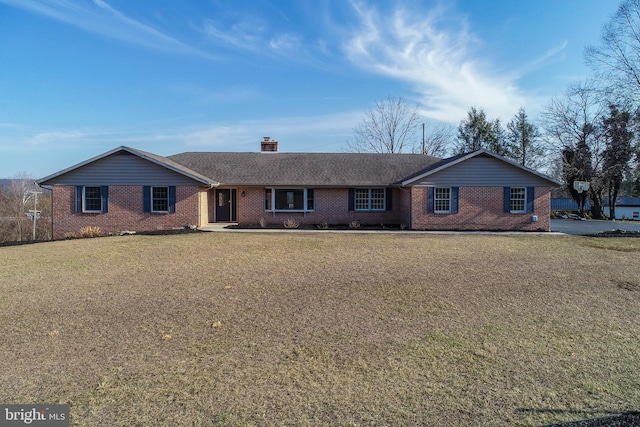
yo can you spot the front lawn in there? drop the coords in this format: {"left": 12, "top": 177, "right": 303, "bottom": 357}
{"left": 1, "top": 233, "right": 639, "bottom": 426}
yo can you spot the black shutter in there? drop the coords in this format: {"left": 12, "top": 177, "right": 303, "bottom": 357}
{"left": 348, "top": 188, "right": 355, "bottom": 211}
{"left": 503, "top": 187, "right": 511, "bottom": 213}
{"left": 385, "top": 188, "right": 393, "bottom": 211}
{"left": 231, "top": 189, "right": 237, "bottom": 221}
{"left": 75, "top": 186, "right": 83, "bottom": 212}
{"left": 451, "top": 187, "right": 459, "bottom": 213}
{"left": 427, "top": 187, "right": 434, "bottom": 213}
{"left": 143, "top": 186, "right": 151, "bottom": 212}
{"left": 101, "top": 186, "right": 109, "bottom": 213}
{"left": 168, "top": 186, "right": 176, "bottom": 213}
{"left": 526, "top": 187, "right": 534, "bottom": 213}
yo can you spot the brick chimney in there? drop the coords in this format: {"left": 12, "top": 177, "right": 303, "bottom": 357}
{"left": 261, "top": 137, "right": 278, "bottom": 152}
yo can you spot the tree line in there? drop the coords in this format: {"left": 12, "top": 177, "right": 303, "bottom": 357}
{"left": 348, "top": 0, "right": 640, "bottom": 220}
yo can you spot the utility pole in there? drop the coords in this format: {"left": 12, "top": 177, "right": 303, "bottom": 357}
{"left": 29, "top": 190, "right": 42, "bottom": 240}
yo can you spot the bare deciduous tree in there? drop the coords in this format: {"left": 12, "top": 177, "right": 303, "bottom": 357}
{"left": 416, "top": 121, "right": 453, "bottom": 157}
{"left": 585, "top": 0, "right": 640, "bottom": 105}
{"left": 347, "top": 96, "right": 423, "bottom": 154}
{"left": 542, "top": 83, "right": 607, "bottom": 217}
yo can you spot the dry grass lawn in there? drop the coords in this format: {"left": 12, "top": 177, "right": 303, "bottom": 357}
{"left": 1, "top": 233, "right": 639, "bottom": 426}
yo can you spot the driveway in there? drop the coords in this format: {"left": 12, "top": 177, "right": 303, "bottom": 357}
{"left": 551, "top": 218, "right": 640, "bottom": 235}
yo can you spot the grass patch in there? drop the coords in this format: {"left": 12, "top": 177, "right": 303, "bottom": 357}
{"left": 1, "top": 234, "right": 639, "bottom": 426}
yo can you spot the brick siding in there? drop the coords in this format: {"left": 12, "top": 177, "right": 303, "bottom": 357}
{"left": 51, "top": 185, "right": 552, "bottom": 237}
{"left": 233, "top": 187, "right": 405, "bottom": 227}
{"left": 51, "top": 185, "right": 201, "bottom": 239}
{"left": 410, "top": 186, "right": 551, "bottom": 231}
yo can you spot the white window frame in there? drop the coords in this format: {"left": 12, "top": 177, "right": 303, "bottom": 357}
{"left": 434, "top": 187, "right": 451, "bottom": 213}
{"left": 83, "top": 186, "right": 102, "bottom": 213}
{"left": 354, "top": 188, "right": 386, "bottom": 211}
{"left": 151, "top": 186, "right": 170, "bottom": 213}
{"left": 264, "top": 188, "right": 315, "bottom": 212}
{"left": 510, "top": 187, "right": 526, "bottom": 213}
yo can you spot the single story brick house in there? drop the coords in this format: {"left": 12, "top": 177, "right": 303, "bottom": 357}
{"left": 36, "top": 138, "right": 560, "bottom": 238}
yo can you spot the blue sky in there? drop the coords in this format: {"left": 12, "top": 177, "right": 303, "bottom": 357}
{"left": 0, "top": 0, "right": 620, "bottom": 177}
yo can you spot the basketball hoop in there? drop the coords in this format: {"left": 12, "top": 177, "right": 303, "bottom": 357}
{"left": 573, "top": 181, "right": 589, "bottom": 194}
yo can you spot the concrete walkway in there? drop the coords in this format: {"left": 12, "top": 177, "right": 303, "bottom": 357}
{"left": 198, "top": 223, "right": 562, "bottom": 235}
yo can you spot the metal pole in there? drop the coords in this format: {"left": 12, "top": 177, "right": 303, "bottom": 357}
{"left": 32, "top": 191, "right": 37, "bottom": 240}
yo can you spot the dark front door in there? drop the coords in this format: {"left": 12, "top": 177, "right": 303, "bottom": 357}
{"left": 215, "top": 189, "right": 236, "bottom": 222}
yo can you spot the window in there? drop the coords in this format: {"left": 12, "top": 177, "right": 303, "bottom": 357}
{"left": 354, "top": 188, "right": 385, "bottom": 211}
{"left": 143, "top": 186, "right": 175, "bottom": 213}
{"left": 264, "top": 188, "right": 315, "bottom": 211}
{"left": 84, "top": 186, "right": 102, "bottom": 212}
{"left": 152, "top": 186, "right": 169, "bottom": 212}
{"left": 510, "top": 187, "right": 526, "bottom": 212}
{"left": 427, "top": 187, "right": 458, "bottom": 214}
{"left": 76, "top": 186, "right": 108, "bottom": 213}
{"left": 434, "top": 187, "right": 451, "bottom": 213}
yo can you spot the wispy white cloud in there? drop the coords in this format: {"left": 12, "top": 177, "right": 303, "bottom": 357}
{"left": 343, "top": 1, "right": 542, "bottom": 123}
{"left": 518, "top": 41, "right": 568, "bottom": 75}
{"left": 0, "top": 0, "right": 215, "bottom": 59}
{"left": 0, "top": 111, "right": 360, "bottom": 158}
{"left": 201, "top": 17, "right": 265, "bottom": 52}
{"left": 139, "top": 111, "right": 360, "bottom": 151}
{"left": 201, "top": 15, "right": 307, "bottom": 60}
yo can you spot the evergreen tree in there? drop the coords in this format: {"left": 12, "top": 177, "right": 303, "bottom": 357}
{"left": 456, "top": 107, "right": 506, "bottom": 154}
{"left": 506, "top": 107, "right": 543, "bottom": 167}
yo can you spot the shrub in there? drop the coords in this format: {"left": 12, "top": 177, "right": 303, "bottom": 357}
{"left": 259, "top": 217, "right": 266, "bottom": 228}
{"left": 317, "top": 221, "right": 329, "bottom": 230}
{"left": 63, "top": 232, "right": 77, "bottom": 239}
{"left": 79, "top": 226, "right": 102, "bottom": 238}
{"left": 283, "top": 218, "right": 300, "bottom": 229}
{"left": 349, "top": 220, "right": 361, "bottom": 229}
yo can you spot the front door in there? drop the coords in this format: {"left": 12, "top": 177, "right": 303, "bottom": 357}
{"left": 215, "top": 189, "right": 236, "bottom": 222}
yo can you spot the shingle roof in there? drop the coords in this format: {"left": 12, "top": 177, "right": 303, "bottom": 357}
{"left": 167, "top": 152, "right": 441, "bottom": 186}
{"left": 124, "top": 147, "right": 217, "bottom": 185}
